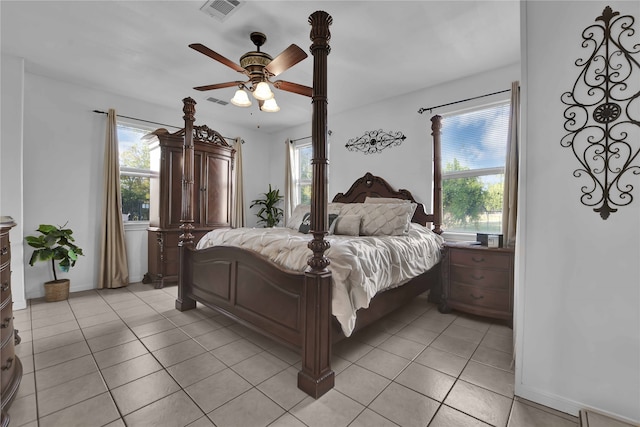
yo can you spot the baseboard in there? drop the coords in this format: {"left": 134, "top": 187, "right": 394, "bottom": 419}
{"left": 516, "top": 384, "right": 582, "bottom": 417}
{"left": 580, "top": 409, "right": 639, "bottom": 427}
{"left": 516, "top": 384, "right": 639, "bottom": 425}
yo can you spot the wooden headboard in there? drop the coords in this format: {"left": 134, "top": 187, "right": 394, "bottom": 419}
{"left": 332, "top": 172, "right": 436, "bottom": 227}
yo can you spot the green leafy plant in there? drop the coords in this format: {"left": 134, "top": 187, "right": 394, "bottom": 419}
{"left": 250, "top": 185, "right": 284, "bottom": 227}
{"left": 26, "top": 223, "right": 84, "bottom": 281}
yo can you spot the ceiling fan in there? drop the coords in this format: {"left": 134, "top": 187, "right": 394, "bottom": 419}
{"left": 190, "top": 32, "right": 312, "bottom": 112}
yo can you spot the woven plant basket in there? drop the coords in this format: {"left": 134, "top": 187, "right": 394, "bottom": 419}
{"left": 44, "top": 279, "right": 70, "bottom": 302}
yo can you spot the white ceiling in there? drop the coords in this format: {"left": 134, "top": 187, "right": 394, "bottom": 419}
{"left": 0, "top": 1, "right": 520, "bottom": 133}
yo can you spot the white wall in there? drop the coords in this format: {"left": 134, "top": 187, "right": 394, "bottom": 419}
{"left": 269, "top": 63, "right": 520, "bottom": 211}
{"left": 517, "top": 1, "right": 639, "bottom": 423}
{"left": 5, "top": 63, "right": 270, "bottom": 300}
{"left": 0, "top": 54, "right": 26, "bottom": 309}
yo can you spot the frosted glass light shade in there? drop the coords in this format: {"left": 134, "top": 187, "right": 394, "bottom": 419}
{"left": 261, "top": 97, "right": 280, "bottom": 112}
{"left": 253, "top": 82, "right": 274, "bottom": 101}
{"left": 230, "top": 89, "right": 252, "bottom": 107}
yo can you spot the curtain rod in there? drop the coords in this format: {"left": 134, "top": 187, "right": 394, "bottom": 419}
{"left": 290, "top": 130, "right": 332, "bottom": 143}
{"left": 92, "top": 110, "right": 238, "bottom": 142}
{"left": 417, "top": 89, "right": 511, "bottom": 115}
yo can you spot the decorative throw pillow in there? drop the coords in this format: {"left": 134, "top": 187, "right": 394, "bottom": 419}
{"left": 298, "top": 213, "right": 340, "bottom": 234}
{"left": 333, "top": 215, "right": 361, "bottom": 236}
{"left": 364, "top": 196, "right": 411, "bottom": 204}
{"left": 286, "top": 204, "right": 310, "bottom": 230}
{"left": 298, "top": 212, "right": 312, "bottom": 234}
{"left": 339, "top": 203, "right": 417, "bottom": 236}
{"left": 327, "top": 214, "right": 339, "bottom": 234}
{"left": 286, "top": 203, "right": 345, "bottom": 230}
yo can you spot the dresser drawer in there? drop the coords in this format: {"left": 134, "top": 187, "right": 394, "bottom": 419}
{"left": 0, "top": 334, "right": 17, "bottom": 392}
{"left": 0, "top": 265, "right": 10, "bottom": 303}
{"left": 1, "top": 301, "right": 13, "bottom": 345}
{"left": 450, "top": 283, "right": 511, "bottom": 312}
{"left": 450, "top": 249, "right": 510, "bottom": 270}
{"left": 451, "top": 266, "right": 510, "bottom": 290}
{"left": 0, "top": 235, "right": 9, "bottom": 267}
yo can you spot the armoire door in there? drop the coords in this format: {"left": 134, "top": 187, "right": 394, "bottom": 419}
{"left": 201, "top": 151, "right": 233, "bottom": 228}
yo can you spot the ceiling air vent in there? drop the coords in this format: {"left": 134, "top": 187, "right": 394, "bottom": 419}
{"left": 200, "top": 0, "right": 243, "bottom": 22}
{"left": 207, "top": 97, "right": 229, "bottom": 106}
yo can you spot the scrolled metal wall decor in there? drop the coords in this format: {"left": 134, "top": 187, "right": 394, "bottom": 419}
{"left": 560, "top": 6, "right": 640, "bottom": 220}
{"left": 345, "top": 129, "right": 406, "bottom": 154}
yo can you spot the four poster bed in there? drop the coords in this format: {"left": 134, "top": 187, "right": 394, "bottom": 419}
{"left": 174, "top": 11, "right": 444, "bottom": 398}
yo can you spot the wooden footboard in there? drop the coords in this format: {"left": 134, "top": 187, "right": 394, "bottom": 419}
{"left": 176, "top": 243, "right": 335, "bottom": 397}
{"left": 177, "top": 245, "right": 307, "bottom": 349}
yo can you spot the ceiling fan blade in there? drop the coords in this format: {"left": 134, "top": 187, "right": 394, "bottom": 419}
{"left": 265, "top": 44, "right": 308, "bottom": 76}
{"left": 273, "top": 80, "right": 313, "bottom": 97}
{"left": 189, "top": 43, "right": 245, "bottom": 73}
{"left": 193, "top": 81, "right": 244, "bottom": 91}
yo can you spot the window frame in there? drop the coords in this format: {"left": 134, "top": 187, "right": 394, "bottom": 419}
{"left": 294, "top": 140, "right": 313, "bottom": 206}
{"left": 439, "top": 99, "right": 510, "bottom": 240}
{"left": 117, "top": 121, "right": 157, "bottom": 226}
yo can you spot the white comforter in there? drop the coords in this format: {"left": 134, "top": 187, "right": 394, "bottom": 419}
{"left": 196, "top": 224, "right": 444, "bottom": 336}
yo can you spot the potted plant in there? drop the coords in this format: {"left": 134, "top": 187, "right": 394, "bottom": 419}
{"left": 250, "top": 184, "right": 284, "bottom": 227}
{"left": 26, "top": 223, "right": 83, "bottom": 302}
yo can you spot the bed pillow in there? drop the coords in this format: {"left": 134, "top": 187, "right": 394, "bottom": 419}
{"left": 286, "top": 204, "right": 309, "bottom": 230}
{"left": 339, "top": 203, "right": 417, "bottom": 236}
{"left": 364, "top": 196, "right": 411, "bottom": 204}
{"left": 289, "top": 204, "right": 344, "bottom": 232}
{"left": 333, "top": 215, "right": 361, "bottom": 236}
{"left": 298, "top": 212, "right": 312, "bottom": 234}
{"left": 299, "top": 212, "right": 339, "bottom": 234}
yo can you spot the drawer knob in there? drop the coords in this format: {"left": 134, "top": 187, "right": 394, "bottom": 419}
{"left": 470, "top": 293, "right": 484, "bottom": 300}
{"left": 0, "top": 317, "right": 12, "bottom": 329}
{"left": 471, "top": 256, "right": 485, "bottom": 263}
{"left": 1, "top": 282, "right": 8, "bottom": 291}
{"left": 1, "top": 357, "right": 13, "bottom": 371}
{"left": 1, "top": 317, "right": 10, "bottom": 328}
{"left": 471, "top": 274, "right": 485, "bottom": 281}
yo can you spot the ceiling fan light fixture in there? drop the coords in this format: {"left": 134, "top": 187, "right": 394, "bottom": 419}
{"left": 261, "top": 97, "right": 280, "bottom": 113}
{"left": 253, "top": 81, "right": 274, "bottom": 101}
{"left": 230, "top": 88, "right": 252, "bottom": 107}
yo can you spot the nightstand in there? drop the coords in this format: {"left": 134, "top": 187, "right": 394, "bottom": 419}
{"left": 439, "top": 241, "right": 514, "bottom": 326}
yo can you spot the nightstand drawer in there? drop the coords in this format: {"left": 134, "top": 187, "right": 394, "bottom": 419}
{"left": 451, "top": 266, "right": 510, "bottom": 290}
{"left": 450, "top": 249, "right": 510, "bottom": 270}
{"left": 450, "top": 283, "right": 510, "bottom": 311}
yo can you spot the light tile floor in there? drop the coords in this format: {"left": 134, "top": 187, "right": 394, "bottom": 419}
{"left": 7, "top": 283, "right": 580, "bottom": 427}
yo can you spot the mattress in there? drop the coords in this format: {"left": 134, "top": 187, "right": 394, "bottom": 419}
{"left": 196, "top": 223, "right": 444, "bottom": 336}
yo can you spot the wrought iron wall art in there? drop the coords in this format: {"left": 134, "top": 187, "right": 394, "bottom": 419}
{"left": 560, "top": 6, "right": 640, "bottom": 220}
{"left": 345, "top": 129, "right": 406, "bottom": 154}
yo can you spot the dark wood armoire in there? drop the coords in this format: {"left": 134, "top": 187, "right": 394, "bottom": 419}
{"left": 144, "top": 125, "right": 235, "bottom": 288}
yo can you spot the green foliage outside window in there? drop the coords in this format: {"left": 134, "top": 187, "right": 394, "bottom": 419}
{"left": 120, "top": 140, "right": 150, "bottom": 221}
{"left": 443, "top": 159, "right": 486, "bottom": 227}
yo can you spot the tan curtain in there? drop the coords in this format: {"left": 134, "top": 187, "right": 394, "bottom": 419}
{"left": 231, "top": 138, "right": 245, "bottom": 228}
{"left": 502, "top": 81, "right": 520, "bottom": 248}
{"left": 98, "top": 109, "right": 129, "bottom": 288}
{"left": 284, "top": 139, "right": 296, "bottom": 222}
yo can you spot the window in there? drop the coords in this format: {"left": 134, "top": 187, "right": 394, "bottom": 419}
{"left": 117, "top": 123, "right": 155, "bottom": 222}
{"left": 441, "top": 101, "right": 510, "bottom": 235}
{"left": 294, "top": 142, "right": 313, "bottom": 205}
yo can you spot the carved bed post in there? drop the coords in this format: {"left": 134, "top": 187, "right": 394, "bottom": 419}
{"left": 431, "top": 115, "right": 443, "bottom": 235}
{"left": 298, "top": 10, "right": 335, "bottom": 399}
{"left": 176, "top": 97, "right": 197, "bottom": 311}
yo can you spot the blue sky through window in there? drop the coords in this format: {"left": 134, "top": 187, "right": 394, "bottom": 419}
{"left": 441, "top": 102, "right": 510, "bottom": 171}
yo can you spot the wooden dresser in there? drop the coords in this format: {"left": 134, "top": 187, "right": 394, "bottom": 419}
{"left": 439, "top": 241, "right": 514, "bottom": 326}
{"left": 1, "top": 218, "right": 21, "bottom": 427}
{"left": 144, "top": 127, "right": 235, "bottom": 288}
